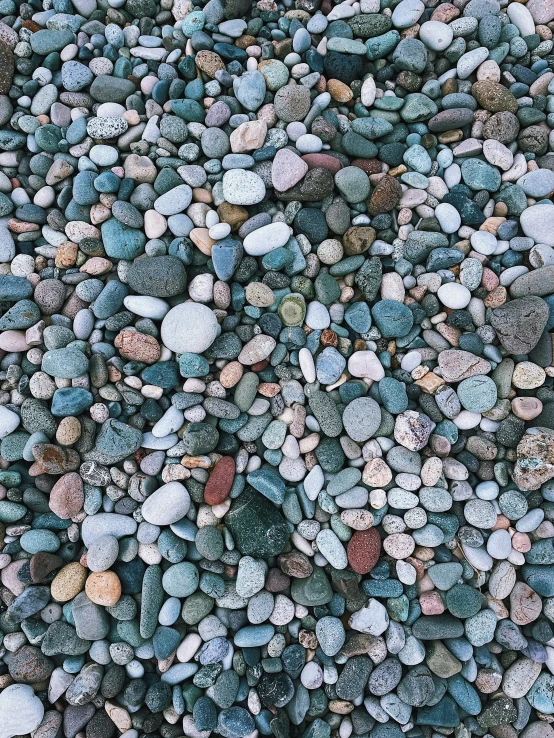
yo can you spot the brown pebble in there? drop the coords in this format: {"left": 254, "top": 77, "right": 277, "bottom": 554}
{"left": 204, "top": 456, "right": 235, "bottom": 506}
{"left": 301, "top": 153, "right": 343, "bottom": 174}
{"left": 0, "top": 40, "right": 14, "bottom": 94}
{"left": 195, "top": 49, "right": 225, "bottom": 78}
{"left": 327, "top": 79, "right": 353, "bottom": 102}
{"left": 29, "top": 552, "right": 63, "bottom": 583}
{"left": 351, "top": 158, "right": 383, "bottom": 175}
{"left": 343, "top": 226, "right": 376, "bottom": 256}
{"left": 278, "top": 551, "right": 313, "bottom": 578}
{"left": 114, "top": 330, "right": 161, "bottom": 364}
{"left": 31, "top": 444, "right": 80, "bottom": 475}
{"left": 217, "top": 202, "right": 248, "bottom": 231}
{"left": 266, "top": 568, "right": 290, "bottom": 592}
{"left": 55, "top": 241, "right": 78, "bottom": 268}
{"left": 367, "top": 174, "right": 402, "bottom": 216}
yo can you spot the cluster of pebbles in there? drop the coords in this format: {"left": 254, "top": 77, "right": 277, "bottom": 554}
{"left": 2, "top": 0, "right": 554, "bottom": 734}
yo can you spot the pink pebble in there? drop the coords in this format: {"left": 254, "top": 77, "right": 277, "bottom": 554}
{"left": 0, "top": 330, "right": 31, "bottom": 352}
{"left": 481, "top": 266, "right": 500, "bottom": 291}
{"left": 246, "top": 45, "right": 261, "bottom": 57}
{"left": 141, "top": 76, "right": 159, "bottom": 94}
{"left": 512, "top": 532, "right": 531, "bottom": 552}
{"left": 419, "top": 591, "right": 444, "bottom": 615}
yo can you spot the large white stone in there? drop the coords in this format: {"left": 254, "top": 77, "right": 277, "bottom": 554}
{"left": 435, "top": 203, "right": 461, "bottom": 234}
{"left": 521, "top": 204, "right": 554, "bottom": 247}
{"left": 0, "top": 405, "right": 20, "bottom": 439}
{"left": 222, "top": 169, "right": 266, "bottom": 205}
{"left": 360, "top": 76, "right": 376, "bottom": 107}
{"left": 391, "top": 0, "right": 424, "bottom": 28}
{"left": 347, "top": 350, "right": 385, "bottom": 381}
{"left": 507, "top": 2, "right": 536, "bottom": 36}
{"left": 457, "top": 47, "right": 489, "bottom": 79}
{"left": 141, "top": 482, "right": 191, "bottom": 525}
{"left": 0, "top": 684, "right": 44, "bottom": 738}
{"left": 349, "top": 599, "right": 389, "bottom": 635}
{"left": 161, "top": 302, "right": 219, "bottom": 354}
{"left": 517, "top": 169, "right": 554, "bottom": 198}
{"left": 419, "top": 21, "right": 453, "bottom": 51}
{"left": 243, "top": 222, "right": 291, "bottom": 256}
{"left": 437, "top": 282, "right": 471, "bottom": 309}
{"left": 124, "top": 295, "right": 170, "bottom": 320}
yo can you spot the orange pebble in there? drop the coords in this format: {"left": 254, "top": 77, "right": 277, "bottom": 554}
{"left": 85, "top": 571, "right": 122, "bottom": 607}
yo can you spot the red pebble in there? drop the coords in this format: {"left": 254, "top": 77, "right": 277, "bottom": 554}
{"left": 301, "top": 153, "right": 343, "bottom": 175}
{"left": 347, "top": 528, "right": 381, "bottom": 575}
{"left": 351, "top": 158, "right": 383, "bottom": 175}
{"left": 204, "top": 456, "right": 235, "bottom": 506}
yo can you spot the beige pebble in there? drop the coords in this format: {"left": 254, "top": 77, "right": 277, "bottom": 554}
{"left": 114, "top": 330, "right": 161, "bottom": 364}
{"left": 29, "top": 372, "right": 56, "bottom": 400}
{"left": 0, "top": 330, "right": 31, "bottom": 352}
{"left": 105, "top": 702, "right": 132, "bottom": 732}
{"left": 421, "top": 457, "right": 442, "bottom": 486}
{"left": 245, "top": 282, "right": 275, "bottom": 308}
{"left": 230, "top": 119, "right": 267, "bottom": 153}
{"left": 512, "top": 361, "right": 546, "bottom": 389}
{"left": 362, "top": 458, "right": 392, "bottom": 487}
{"left": 55, "top": 416, "right": 81, "bottom": 446}
{"left": 219, "top": 361, "right": 244, "bottom": 388}
{"left": 383, "top": 532, "right": 415, "bottom": 559}
{"left": 340, "top": 509, "right": 374, "bottom": 530}
{"left": 65, "top": 221, "right": 100, "bottom": 243}
{"left": 80, "top": 257, "right": 112, "bottom": 275}
{"left": 190, "top": 227, "right": 215, "bottom": 255}
{"left": 510, "top": 581, "right": 542, "bottom": 625}
{"left": 51, "top": 562, "right": 87, "bottom": 602}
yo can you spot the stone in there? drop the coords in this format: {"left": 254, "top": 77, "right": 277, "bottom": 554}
{"left": 161, "top": 302, "right": 219, "bottom": 354}
{"left": 142, "top": 482, "right": 191, "bottom": 525}
{"left": 225, "top": 486, "right": 289, "bottom": 558}
{"left": 0, "top": 684, "right": 44, "bottom": 738}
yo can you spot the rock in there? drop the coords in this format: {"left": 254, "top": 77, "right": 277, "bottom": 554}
{"left": 520, "top": 204, "right": 554, "bottom": 247}
{"left": 491, "top": 296, "right": 549, "bottom": 354}
{"left": 271, "top": 148, "right": 308, "bottom": 191}
{"left": 513, "top": 428, "right": 554, "bottom": 491}
{"left": 142, "top": 482, "right": 191, "bottom": 525}
{"left": 0, "top": 684, "right": 44, "bottom": 738}
{"left": 161, "top": 302, "right": 219, "bottom": 354}
{"left": 225, "top": 486, "right": 289, "bottom": 558}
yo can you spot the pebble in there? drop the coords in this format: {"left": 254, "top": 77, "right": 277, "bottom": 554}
{"left": 0, "top": 684, "right": 44, "bottom": 738}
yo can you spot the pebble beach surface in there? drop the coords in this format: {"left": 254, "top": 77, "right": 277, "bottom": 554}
{"left": 1, "top": 0, "right": 554, "bottom": 735}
